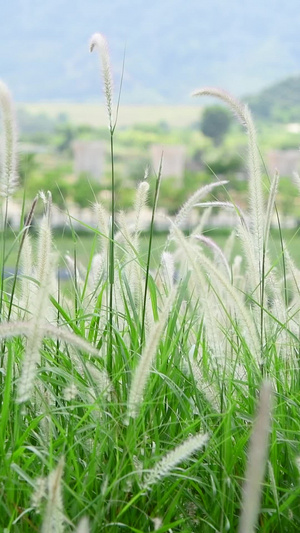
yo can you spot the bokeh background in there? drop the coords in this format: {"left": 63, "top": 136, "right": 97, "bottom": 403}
{"left": 1, "top": 0, "right": 299, "bottom": 102}
{"left": 1, "top": 0, "right": 300, "bottom": 268}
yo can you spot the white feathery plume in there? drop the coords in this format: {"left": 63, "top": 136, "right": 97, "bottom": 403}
{"left": 160, "top": 251, "right": 175, "bottom": 293}
{"left": 128, "top": 259, "right": 144, "bottom": 312}
{"left": 42, "top": 324, "right": 101, "bottom": 357}
{"left": 264, "top": 170, "right": 280, "bottom": 250}
{"left": 17, "top": 205, "right": 54, "bottom": 403}
{"left": 127, "top": 287, "right": 177, "bottom": 419}
{"left": 193, "top": 88, "right": 264, "bottom": 268}
{"left": 133, "top": 178, "right": 149, "bottom": 237}
{"left": 31, "top": 476, "right": 47, "bottom": 512}
{"left": 238, "top": 381, "right": 273, "bottom": 533}
{"left": 35, "top": 384, "right": 55, "bottom": 447}
{"left": 142, "top": 433, "right": 209, "bottom": 491}
{"left": 173, "top": 225, "right": 260, "bottom": 361}
{"left": 223, "top": 230, "right": 236, "bottom": 263}
{"left": 75, "top": 252, "right": 105, "bottom": 320}
{"left": 117, "top": 179, "right": 149, "bottom": 309}
{"left": 0, "top": 80, "right": 18, "bottom": 197}
{"left": 0, "top": 319, "right": 101, "bottom": 359}
{"left": 198, "top": 248, "right": 260, "bottom": 360}
{"left": 90, "top": 33, "right": 114, "bottom": 130}
{"left": 202, "top": 289, "right": 228, "bottom": 363}
{"left": 20, "top": 233, "right": 35, "bottom": 319}
{"left": 143, "top": 290, "right": 155, "bottom": 336}
{"left": 194, "top": 201, "right": 247, "bottom": 226}
{"left": 167, "top": 180, "right": 228, "bottom": 245}
{"left": 89, "top": 252, "right": 104, "bottom": 290}
{"left": 36, "top": 192, "right": 52, "bottom": 284}
{"left": 292, "top": 171, "right": 300, "bottom": 194}
{"left": 232, "top": 255, "right": 244, "bottom": 290}
{"left": 243, "top": 105, "right": 264, "bottom": 259}
{"left": 126, "top": 179, "right": 150, "bottom": 306}
{"left": 75, "top": 517, "right": 90, "bottom": 533}
{"left": 264, "top": 266, "right": 294, "bottom": 363}
{"left": 283, "top": 244, "right": 300, "bottom": 295}
{"left": 190, "top": 205, "right": 212, "bottom": 235}
{"left": 41, "top": 457, "right": 65, "bottom": 533}
{"left": 192, "top": 87, "right": 246, "bottom": 125}
{"left": 193, "top": 234, "right": 231, "bottom": 280}
{"left": 237, "top": 222, "right": 261, "bottom": 299}
{"left": 94, "top": 201, "right": 110, "bottom": 255}
{"left": 117, "top": 210, "right": 132, "bottom": 247}
{"left": 63, "top": 382, "right": 78, "bottom": 401}
{"left": 174, "top": 228, "right": 225, "bottom": 362}
{"left": 0, "top": 320, "right": 34, "bottom": 339}
{"left": 17, "top": 191, "right": 99, "bottom": 402}
{"left": 125, "top": 257, "right": 144, "bottom": 312}
{"left": 151, "top": 517, "right": 163, "bottom": 531}
{"left": 64, "top": 254, "right": 82, "bottom": 282}
{"left": 117, "top": 209, "right": 143, "bottom": 310}
{"left": 111, "top": 255, "right": 125, "bottom": 320}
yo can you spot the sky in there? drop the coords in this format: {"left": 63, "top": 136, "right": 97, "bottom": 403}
{"left": 0, "top": 0, "right": 299, "bottom": 103}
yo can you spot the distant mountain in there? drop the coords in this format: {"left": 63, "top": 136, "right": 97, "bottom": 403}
{"left": 246, "top": 76, "right": 300, "bottom": 122}
{"left": 0, "top": 0, "right": 300, "bottom": 103}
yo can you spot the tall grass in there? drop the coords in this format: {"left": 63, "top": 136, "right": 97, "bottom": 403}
{"left": 0, "top": 38, "right": 299, "bottom": 533}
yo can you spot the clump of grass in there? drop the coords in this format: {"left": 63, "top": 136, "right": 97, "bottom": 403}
{"left": 0, "top": 39, "right": 299, "bottom": 533}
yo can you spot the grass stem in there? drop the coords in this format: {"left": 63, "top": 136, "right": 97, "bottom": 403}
{"left": 140, "top": 157, "right": 162, "bottom": 349}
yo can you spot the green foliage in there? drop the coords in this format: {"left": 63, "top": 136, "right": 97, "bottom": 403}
{"left": 20, "top": 162, "right": 71, "bottom": 208}
{"left": 276, "top": 176, "right": 299, "bottom": 216}
{"left": 72, "top": 175, "right": 101, "bottom": 207}
{"left": 205, "top": 148, "right": 243, "bottom": 175}
{"left": 125, "top": 155, "right": 150, "bottom": 183}
{"left": 17, "top": 108, "right": 56, "bottom": 135}
{"left": 55, "top": 123, "right": 76, "bottom": 153}
{"left": 18, "top": 153, "right": 39, "bottom": 185}
{"left": 0, "top": 187, "right": 300, "bottom": 531}
{"left": 200, "top": 105, "right": 231, "bottom": 145}
{"left": 246, "top": 75, "right": 300, "bottom": 123}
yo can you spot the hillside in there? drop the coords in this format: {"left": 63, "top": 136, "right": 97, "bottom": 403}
{"left": 0, "top": 0, "right": 300, "bottom": 103}
{"left": 246, "top": 76, "right": 300, "bottom": 122}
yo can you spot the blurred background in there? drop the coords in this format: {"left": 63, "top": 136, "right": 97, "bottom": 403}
{"left": 1, "top": 0, "right": 300, "bottom": 264}
{"left": 1, "top": 0, "right": 299, "bottom": 102}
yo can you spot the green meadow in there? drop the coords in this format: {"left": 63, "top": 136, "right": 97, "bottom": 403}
{"left": 0, "top": 35, "right": 299, "bottom": 533}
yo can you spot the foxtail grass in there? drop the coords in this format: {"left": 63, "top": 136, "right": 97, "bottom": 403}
{"left": 238, "top": 381, "right": 273, "bottom": 533}
{"left": 0, "top": 80, "right": 19, "bottom": 319}
{"left": 90, "top": 33, "right": 116, "bottom": 375}
{"left": 0, "top": 43, "right": 299, "bottom": 533}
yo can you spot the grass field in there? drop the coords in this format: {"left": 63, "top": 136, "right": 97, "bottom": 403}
{"left": 18, "top": 103, "right": 201, "bottom": 128}
{"left": 1, "top": 43, "right": 300, "bottom": 533}
{"left": 3, "top": 227, "right": 300, "bottom": 269}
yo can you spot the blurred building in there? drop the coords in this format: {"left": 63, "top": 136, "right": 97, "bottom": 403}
{"left": 267, "top": 149, "right": 300, "bottom": 176}
{"left": 150, "top": 144, "right": 186, "bottom": 183}
{"left": 72, "top": 140, "right": 106, "bottom": 180}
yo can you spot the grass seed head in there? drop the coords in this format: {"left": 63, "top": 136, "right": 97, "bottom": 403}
{"left": 0, "top": 80, "right": 18, "bottom": 197}
{"left": 90, "top": 32, "right": 114, "bottom": 130}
